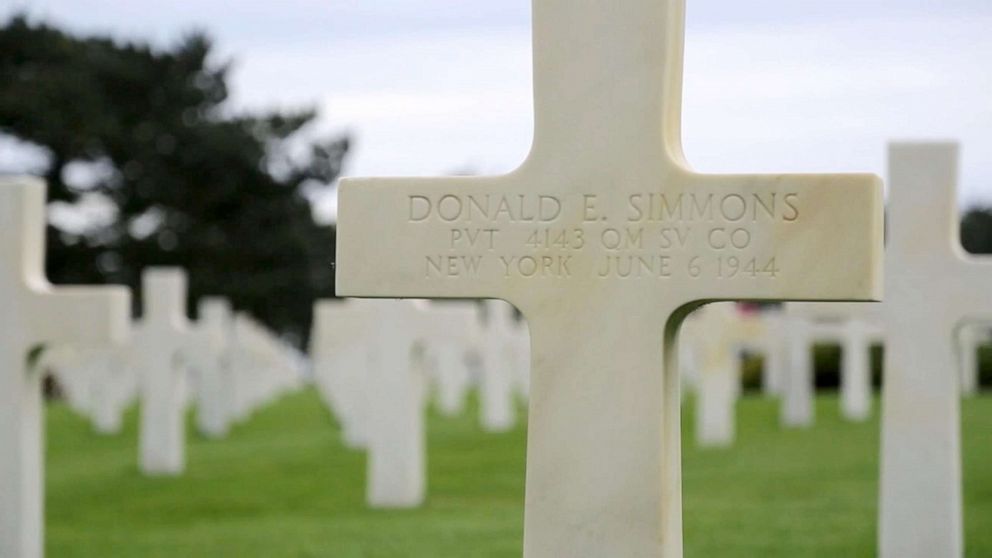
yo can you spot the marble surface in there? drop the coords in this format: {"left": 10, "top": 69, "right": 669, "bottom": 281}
{"left": 879, "top": 143, "right": 992, "bottom": 558}
{"left": 0, "top": 177, "right": 130, "bottom": 558}
{"left": 132, "top": 268, "right": 199, "bottom": 476}
{"left": 335, "top": 0, "right": 883, "bottom": 554}
{"left": 193, "top": 298, "right": 235, "bottom": 439}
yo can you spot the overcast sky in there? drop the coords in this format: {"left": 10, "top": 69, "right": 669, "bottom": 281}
{"left": 3, "top": 0, "right": 992, "bottom": 222}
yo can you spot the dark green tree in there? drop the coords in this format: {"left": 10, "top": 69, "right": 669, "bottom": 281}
{"left": 962, "top": 207, "right": 992, "bottom": 255}
{"left": 0, "top": 16, "right": 348, "bottom": 341}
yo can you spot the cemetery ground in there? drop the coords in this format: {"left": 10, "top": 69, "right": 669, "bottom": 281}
{"left": 47, "top": 390, "right": 992, "bottom": 557}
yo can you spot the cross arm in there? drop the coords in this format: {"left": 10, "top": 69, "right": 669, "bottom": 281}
{"left": 178, "top": 329, "right": 215, "bottom": 369}
{"left": 678, "top": 171, "right": 884, "bottom": 304}
{"left": 952, "top": 255, "right": 992, "bottom": 322}
{"left": 336, "top": 175, "right": 523, "bottom": 303}
{"left": 27, "top": 283, "right": 130, "bottom": 348}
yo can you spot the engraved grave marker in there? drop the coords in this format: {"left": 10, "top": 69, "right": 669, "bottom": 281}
{"left": 336, "top": 1, "right": 884, "bottom": 554}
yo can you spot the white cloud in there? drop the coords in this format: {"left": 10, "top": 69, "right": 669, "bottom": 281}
{"left": 681, "top": 13, "right": 992, "bottom": 208}
{"left": 48, "top": 193, "right": 118, "bottom": 235}
{"left": 0, "top": 136, "right": 49, "bottom": 175}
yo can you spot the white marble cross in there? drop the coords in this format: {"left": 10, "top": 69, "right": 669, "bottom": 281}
{"left": 315, "top": 300, "right": 482, "bottom": 506}
{"left": 743, "top": 306, "right": 788, "bottom": 398}
{"left": 132, "top": 268, "right": 199, "bottom": 476}
{"left": 484, "top": 299, "right": 531, "bottom": 403}
{"left": 363, "top": 300, "right": 429, "bottom": 508}
{"left": 416, "top": 301, "right": 480, "bottom": 417}
{"left": 313, "top": 297, "right": 429, "bottom": 497}
{"left": 879, "top": 143, "right": 992, "bottom": 558}
{"left": 839, "top": 318, "right": 875, "bottom": 422}
{"left": 86, "top": 346, "right": 133, "bottom": 435}
{"left": 38, "top": 346, "right": 92, "bottom": 415}
{"left": 227, "top": 314, "right": 261, "bottom": 424}
{"left": 45, "top": 344, "right": 135, "bottom": 435}
{"left": 335, "top": 1, "right": 883, "bottom": 554}
{"left": 685, "top": 303, "right": 761, "bottom": 448}
{"left": 230, "top": 315, "right": 302, "bottom": 414}
{"left": 479, "top": 300, "right": 518, "bottom": 432}
{"left": 310, "top": 302, "right": 340, "bottom": 414}
{"left": 193, "top": 297, "right": 234, "bottom": 438}
{"left": 312, "top": 299, "right": 378, "bottom": 447}
{"left": 781, "top": 312, "right": 816, "bottom": 428}
{"left": 784, "top": 302, "right": 883, "bottom": 425}
{"left": 0, "top": 177, "right": 130, "bottom": 558}
{"left": 959, "top": 321, "right": 991, "bottom": 397}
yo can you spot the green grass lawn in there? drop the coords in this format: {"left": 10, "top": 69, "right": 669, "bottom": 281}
{"left": 46, "top": 390, "right": 992, "bottom": 557}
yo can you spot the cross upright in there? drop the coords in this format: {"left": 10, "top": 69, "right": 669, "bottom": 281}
{"left": 87, "top": 346, "right": 133, "bottom": 435}
{"left": 312, "top": 300, "right": 370, "bottom": 445}
{"left": 784, "top": 301, "right": 883, "bottom": 426}
{"left": 364, "top": 300, "right": 430, "bottom": 509}
{"left": 417, "top": 302, "right": 479, "bottom": 417}
{"left": 314, "top": 299, "right": 410, "bottom": 449}
{"left": 0, "top": 176, "right": 130, "bottom": 558}
{"left": 336, "top": 1, "right": 884, "bottom": 555}
{"left": 687, "top": 303, "right": 761, "bottom": 448}
{"left": 879, "top": 143, "right": 992, "bottom": 558}
{"left": 484, "top": 299, "right": 531, "bottom": 399}
{"left": 133, "top": 267, "right": 199, "bottom": 476}
{"left": 193, "top": 297, "right": 234, "bottom": 439}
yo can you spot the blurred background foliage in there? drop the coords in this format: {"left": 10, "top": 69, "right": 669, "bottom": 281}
{"left": 0, "top": 15, "right": 349, "bottom": 343}
{"left": 962, "top": 206, "right": 992, "bottom": 255}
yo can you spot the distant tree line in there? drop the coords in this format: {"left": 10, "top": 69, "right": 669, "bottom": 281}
{"left": 0, "top": 16, "right": 349, "bottom": 342}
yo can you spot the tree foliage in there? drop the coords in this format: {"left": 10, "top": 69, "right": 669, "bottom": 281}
{"left": 0, "top": 16, "right": 348, "bottom": 341}
{"left": 962, "top": 207, "right": 992, "bottom": 255}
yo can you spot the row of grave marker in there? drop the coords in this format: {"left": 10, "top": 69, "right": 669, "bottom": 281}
{"left": 311, "top": 298, "right": 530, "bottom": 508}
{"left": 39, "top": 270, "right": 304, "bottom": 464}
{"left": 0, "top": 188, "right": 533, "bottom": 557}
{"left": 685, "top": 302, "right": 990, "bottom": 449}
{"left": 0, "top": 197, "right": 305, "bottom": 558}
{"left": 309, "top": 295, "right": 988, "bottom": 505}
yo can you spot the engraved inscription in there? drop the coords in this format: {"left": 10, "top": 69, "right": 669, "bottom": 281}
{"left": 413, "top": 191, "right": 798, "bottom": 281}
{"left": 409, "top": 194, "right": 563, "bottom": 223}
